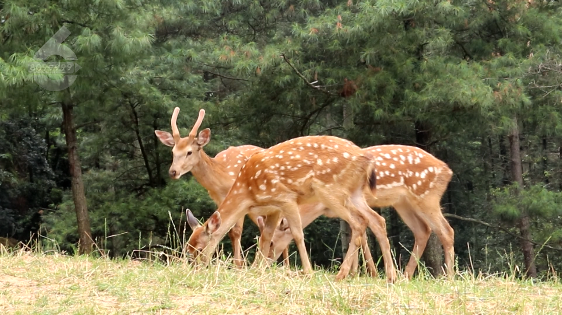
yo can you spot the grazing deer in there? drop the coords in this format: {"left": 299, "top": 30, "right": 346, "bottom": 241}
{"left": 262, "top": 145, "right": 454, "bottom": 279}
{"left": 155, "top": 107, "right": 263, "bottom": 266}
{"left": 186, "top": 135, "right": 396, "bottom": 281}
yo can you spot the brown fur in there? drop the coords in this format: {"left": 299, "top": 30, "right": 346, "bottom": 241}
{"left": 187, "top": 136, "right": 395, "bottom": 281}
{"left": 269, "top": 144, "right": 454, "bottom": 280}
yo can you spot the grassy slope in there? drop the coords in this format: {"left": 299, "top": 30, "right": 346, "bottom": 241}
{"left": 0, "top": 252, "right": 561, "bottom": 314}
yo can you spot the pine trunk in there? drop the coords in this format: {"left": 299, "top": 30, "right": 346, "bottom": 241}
{"left": 389, "top": 208, "right": 401, "bottom": 264}
{"left": 508, "top": 116, "right": 537, "bottom": 278}
{"left": 339, "top": 220, "right": 351, "bottom": 263}
{"left": 415, "top": 121, "right": 444, "bottom": 277}
{"left": 62, "top": 101, "right": 93, "bottom": 255}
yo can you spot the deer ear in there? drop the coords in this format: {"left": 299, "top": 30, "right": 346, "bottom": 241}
{"left": 279, "top": 218, "right": 290, "bottom": 231}
{"left": 197, "top": 128, "right": 211, "bottom": 147}
{"left": 256, "top": 216, "right": 265, "bottom": 234}
{"left": 186, "top": 209, "right": 201, "bottom": 230}
{"left": 206, "top": 211, "right": 221, "bottom": 234}
{"left": 155, "top": 130, "right": 175, "bottom": 147}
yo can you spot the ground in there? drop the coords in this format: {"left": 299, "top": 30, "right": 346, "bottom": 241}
{"left": 0, "top": 251, "right": 561, "bottom": 314}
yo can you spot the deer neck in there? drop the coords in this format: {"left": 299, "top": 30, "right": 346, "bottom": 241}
{"left": 190, "top": 150, "right": 233, "bottom": 204}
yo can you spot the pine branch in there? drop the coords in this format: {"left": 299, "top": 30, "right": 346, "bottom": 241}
{"left": 204, "top": 70, "right": 249, "bottom": 82}
{"left": 280, "top": 53, "right": 338, "bottom": 96}
{"left": 444, "top": 213, "right": 562, "bottom": 251}
{"left": 61, "top": 20, "right": 90, "bottom": 29}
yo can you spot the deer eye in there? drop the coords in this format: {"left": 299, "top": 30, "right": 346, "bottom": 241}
{"left": 186, "top": 151, "right": 193, "bottom": 156}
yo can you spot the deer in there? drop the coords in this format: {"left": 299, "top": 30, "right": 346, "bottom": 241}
{"left": 154, "top": 107, "right": 263, "bottom": 267}
{"left": 260, "top": 144, "right": 454, "bottom": 280}
{"left": 185, "top": 135, "right": 397, "bottom": 281}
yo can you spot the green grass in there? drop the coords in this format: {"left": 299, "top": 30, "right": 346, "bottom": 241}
{"left": 0, "top": 250, "right": 561, "bottom": 314}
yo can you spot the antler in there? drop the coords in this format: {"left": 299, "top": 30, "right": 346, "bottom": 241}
{"left": 171, "top": 107, "right": 181, "bottom": 143}
{"left": 188, "top": 109, "right": 206, "bottom": 139}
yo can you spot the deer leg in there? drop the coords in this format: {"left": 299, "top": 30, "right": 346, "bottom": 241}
{"left": 282, "top": 247, "right": 289, "bottom": 266}
{"left": 351, "top": 191, "right": 396, "bottom": 283}
{"left": 228, "top": 217, "right": 245, "bottom": 267}
{"left": 314, "top": 187, "right": 369, "bottom": 280}
{"left": 253, "top": 212, "right": 280, "bottom": 268}
{"left": 420, "top": 197, "right": 455, "bottom": 278}
{"left": 361, "top": 232, "right": 378, "bottom": 277}
{"left": 435, "top": 215, "right": 455, "bottom": 278}
{"left": 394, "top": 202, "right": 431, "bottom": 280}
{"left": 362, "top": 210, "right": 396, "bottom": 283}
{"left": 281, "top": 202, "right": 313, "bottom": 275}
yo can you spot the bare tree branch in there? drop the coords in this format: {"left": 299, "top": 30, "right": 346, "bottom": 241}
{"left": 280, "top": 53, "right": 338, "bottom": 96}
{"left": 444, "top": 213, "right": 562, "bottom": 251}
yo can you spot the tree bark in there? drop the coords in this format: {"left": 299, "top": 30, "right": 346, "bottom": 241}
{"left": 508, "top": 116, "right": 537, "bottom": 278}
{"left": 389, "top": 208, "right": 401, "bottom": 263}
{"left": 339, "top": 220, "right": 351, "bottom": 263}
{"left": 62, "top": 101, "right": 93, "bottom": 255}
{"left": 414, "top": 120, "right": 444, "bottom": 277}
{"left": 129, "top": 102, "right": 154, "bottom": 186}
{"left": 153, "top": 119, "right": 164, "bottom": 186}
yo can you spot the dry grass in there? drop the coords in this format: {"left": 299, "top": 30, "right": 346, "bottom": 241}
{"left": 0, "top": 250, "right": 561, "bottom": 314}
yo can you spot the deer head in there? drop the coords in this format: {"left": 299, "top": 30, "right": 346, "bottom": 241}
{"left": 155, "top": 107, "right": 209, "bottom": 179}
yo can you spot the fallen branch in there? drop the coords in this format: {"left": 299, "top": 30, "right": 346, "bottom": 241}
{"left": 444, "top": 213, "right": 562, "bottom": 251}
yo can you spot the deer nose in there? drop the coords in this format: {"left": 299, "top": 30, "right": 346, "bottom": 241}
{"left": 169, "top": 170, "right": 177, "bottom": 178}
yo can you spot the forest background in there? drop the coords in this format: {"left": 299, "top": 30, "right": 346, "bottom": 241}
{"left": 2, "top": 0, "right": 562, "bottom": 279}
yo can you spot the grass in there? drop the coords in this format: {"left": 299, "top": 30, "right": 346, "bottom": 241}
{"left": 1, "top": 249, "right": 561, "bottom": 314}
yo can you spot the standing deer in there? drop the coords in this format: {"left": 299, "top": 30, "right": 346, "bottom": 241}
{"left": 155, "top": 107, "right": 263, "bottom": 266}
{"left": 186, "top": 135, "right": 396, "bottom": 281}
{"left": 262, "top": 145, "right": 454, "bottom": 279}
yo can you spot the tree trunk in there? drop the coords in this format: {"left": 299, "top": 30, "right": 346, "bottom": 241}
{"left": 414, "top": 120, "right": 444, "bottom": 277}
{"left": 542, "top": 137, "right": 549, "bottom": 184}
{"left": 508, "top": 116, "right": 537, "bottom": 278}
{"left": 129, "top": 102, "right": 154, "bottom": 186}
{"left": 62, "top": 101, "right": 93, "bottom": 255}
{"left": 153, "top": 119, "right": 164, "bottom": 186}
{"left": 339, "top": 220, "right": 351, "bottom": 263}
{"left": 389, "top": 208, "right": 401, "bottom": 265}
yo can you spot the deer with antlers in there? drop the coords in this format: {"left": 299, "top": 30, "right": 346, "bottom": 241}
{"left": 155, "top": 107, "right": 263, "bottom": 266}
{"left": 260, "top": 145, "right": 454, "bottom": 279}
{"left": 185, "top": 135, "right": 396, "bottom": 281}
